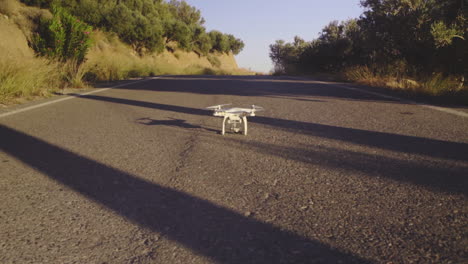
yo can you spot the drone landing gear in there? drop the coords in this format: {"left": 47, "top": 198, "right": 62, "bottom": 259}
{"left": 222, "top": 116, "right": 248, "bottom": 135}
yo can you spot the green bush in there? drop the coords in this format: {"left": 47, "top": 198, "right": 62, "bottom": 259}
{"left": 31, "top": 5, "right": 92, "bottom": 65}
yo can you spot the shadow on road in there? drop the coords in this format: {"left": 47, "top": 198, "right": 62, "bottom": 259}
{"left": 114, "top": 76, "right": 403, "bottom": 103}
{"left": 219, "top": 138, "right": 468, "bottom": 196}
{"left": 68, "top": 93, "right": 468, "bottom": 195}
{"left": 0, "top": 125, "right": 369, "bottom": 264}
{"left": 74, "top": 94, "right": 468, "bottom": 163}
{"left": 253, "top": 116, "right": 468, "bottom": 163}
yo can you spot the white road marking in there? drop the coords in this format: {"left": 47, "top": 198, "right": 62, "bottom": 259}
{"left": 417, "top": 104, "right": 468, "bottom": 118}
{"left": 326, "top": 82, "right": 468, "bottom": 119}
{"left": 0, "top": 77, "right": 159, "bottom": 119}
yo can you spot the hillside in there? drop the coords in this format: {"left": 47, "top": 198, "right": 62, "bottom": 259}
{"left": 84, "top": 30, "right": 248, "bottom": 81}
{"left": 0, "top": 0, "right": 251, "bottom": 105}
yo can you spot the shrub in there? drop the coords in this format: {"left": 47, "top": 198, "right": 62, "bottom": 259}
{"left": 31, "top": 5, "right": 92, "bottom": 65}
{"left": 343, "top": 65, "right": 374, "bottom": 82}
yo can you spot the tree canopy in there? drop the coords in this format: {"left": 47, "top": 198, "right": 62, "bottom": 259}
{"left": 270, "top": 0, "right": 466, "bottom": 77}
{"left": 22, "top": 0, "right": 245, "bottom": 56}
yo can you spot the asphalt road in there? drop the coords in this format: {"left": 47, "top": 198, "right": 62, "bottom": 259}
{"left": 1, "top": 76, "right": 467, "bottom": 264}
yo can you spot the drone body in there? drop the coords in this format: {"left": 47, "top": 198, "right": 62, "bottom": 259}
{"left": 206, "top": 104, "right": 264, "bottom": 135}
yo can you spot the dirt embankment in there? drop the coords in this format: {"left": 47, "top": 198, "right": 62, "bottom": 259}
{"left": 85, "top": 31, "right": 249, "bottom": 79}
{"left": 0, "top": 0, "right": 252, "bottom": 105}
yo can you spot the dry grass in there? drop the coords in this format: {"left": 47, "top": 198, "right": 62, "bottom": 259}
{"left": 343, "top": 65, "right": 467, "bottom": 99}
{"left": 62, "top": 60, "right": 89, "bottom": 88}
{"left": 417, "top": 73, "right": 466, "bottom": 96}
{"left": 0, "top": 56, "right": 61, "bottom": 104}
{"left": 207, "top": 55, "right": 221, "bottom": 68}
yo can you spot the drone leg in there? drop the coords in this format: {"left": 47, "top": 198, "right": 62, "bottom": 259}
{"left": 221, "top": 116, "right": 227, "bottom": 135}
{"left": 242, "top": 116, "right": 248, "bottom": 135}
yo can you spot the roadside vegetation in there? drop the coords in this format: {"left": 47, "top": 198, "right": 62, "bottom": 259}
{"left": 0, "top": 0, "right": 247, "bottom": 104}
{"left": 269, "top": 0, "right": 467, "bottom": 102}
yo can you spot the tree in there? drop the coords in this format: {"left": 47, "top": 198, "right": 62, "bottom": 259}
{"left": 209, "top": 31, "right": 229, "bottom": 53}
{"left": 226, "top": 34, "right": 245, "bottom": 55}
{"left": 269, "top": 37, "right": 307, "bottom": 73}
{"left": 164, "top": 19, "right": 192, "bottom": 51}
{"left": 191, "top": 26, "right": 212, "bottom": 55}
{"left": 167, "top": 0, "right": 205, "bottom": 26}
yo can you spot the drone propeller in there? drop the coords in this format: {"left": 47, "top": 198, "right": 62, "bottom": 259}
{"left": 206, "top": 103, "right": 231, "bottom": 110}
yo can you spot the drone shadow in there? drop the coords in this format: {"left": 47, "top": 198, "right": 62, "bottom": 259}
{"left": 0, "top": 125, "right": 369, "bottom": 264}
{"left": 136, "top": 117, "right": 219, "bottom": 133}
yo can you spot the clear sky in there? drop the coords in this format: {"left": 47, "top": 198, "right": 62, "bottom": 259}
{"left": 184, "top": 0, "right": 364, "bottom": 73}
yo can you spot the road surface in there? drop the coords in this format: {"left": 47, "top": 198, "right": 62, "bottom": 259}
{"left": 1, "top": 76, "right": 467, "bottom": 264}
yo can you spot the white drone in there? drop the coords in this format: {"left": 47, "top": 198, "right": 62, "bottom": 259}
{"left": 206, "top": 104, "right": 264, "bottom": 135}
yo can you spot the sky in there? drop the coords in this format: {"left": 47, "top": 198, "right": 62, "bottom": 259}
{"left": 184, "top": 0, "right": 364, "bottom": 73}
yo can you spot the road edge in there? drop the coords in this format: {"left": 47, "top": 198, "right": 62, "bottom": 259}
{"left": 289, "top": 76, "right": 468, "bottom": 119}
{"left": 0, "top": 77, "right": 159, "bottom": 119}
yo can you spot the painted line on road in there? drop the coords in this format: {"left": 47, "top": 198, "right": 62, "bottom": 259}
{"left": 0, "top": 77, "right": 159, "bottom": 119}
{"left": 327, "top": 82, "right": 468, "bottom": 118}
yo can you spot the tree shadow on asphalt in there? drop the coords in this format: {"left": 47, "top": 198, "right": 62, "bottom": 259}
{"left": 209, "top": 137, "right": 468, "bottom": 196}
{"left": 73, "top": 94, "right": 468, "bottom": 164}
{"left": 0, "top": 125, "right": 370, "bottom": 264}
{"left": 113, "top": 76, "right": 404, "bottom": 103}
{"left": 263, "top": 95, "right": 327, "bottom": 102}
